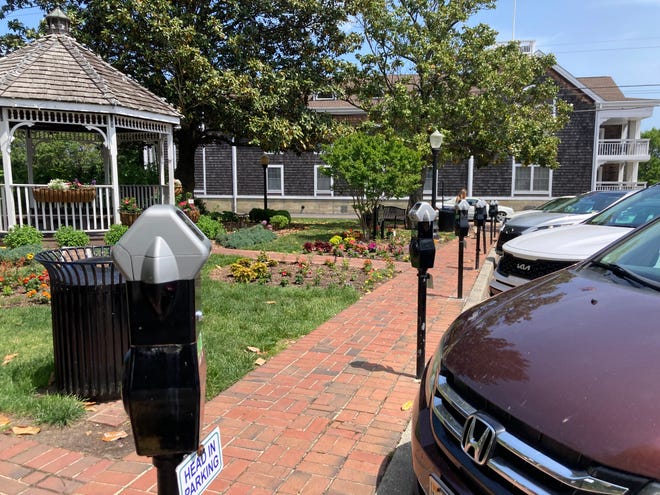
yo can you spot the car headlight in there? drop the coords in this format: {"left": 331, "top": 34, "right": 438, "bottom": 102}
{"left": 638, "top": 482, "right": 660, "bottom": 495}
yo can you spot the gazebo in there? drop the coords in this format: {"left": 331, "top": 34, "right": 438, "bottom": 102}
{"left": 0, "top": 8, "right": 181, "bottom": 234}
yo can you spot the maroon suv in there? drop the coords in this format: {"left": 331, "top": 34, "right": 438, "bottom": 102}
{"left": 412, "top": 216, "right": 660, "bottom": 495}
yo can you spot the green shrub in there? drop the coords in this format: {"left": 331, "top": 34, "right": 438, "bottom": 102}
{"left": 273, "top": 209, "right": 291, "bottom": 222}
{"left": 270, "top": 214, "right": 290, "bottom": 229}
{"left": 219, "top": 211, "right": 239, "bottom": 223}
{"left": 196, "top": 215, "right": 224, "bottom": 240}
{"left": 54, "top": 226, "right": 90, "bottom": 247}
{"left": 3, "top": 225, "right": 43, "bottom": 249}
{"left": 0, "top": 244, "right": 42, "bottom": 262}
{"left": 248, "top": 208, "right": 277, "bottom": 223}
{"left": 104, "top": 224, "right": 129, "bottom": 245}
{"left": 216, "top": 224, "right": 277, "bottom": 249}
{"left": 229, "top": 258, "right": 272, "bottom": 282}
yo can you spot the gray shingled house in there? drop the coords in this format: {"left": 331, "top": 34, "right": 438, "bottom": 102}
{"left": 191, "top": 42, "right": 659, "bottom": 216}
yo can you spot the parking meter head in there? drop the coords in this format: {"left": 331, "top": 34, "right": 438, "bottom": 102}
{"left": 474, "top": 199, "right": 487, "bottom": 226}
{"left": 457, "top": 200, "right": 470, "bottom": 237}
{"left": 408, "top": 202, "right": 437, "bottom": 227}
{"left": 112, "top": 205, "right": 211, "bottom": 283}
{"left": 408, "top": 202, "right": 437, "bottom": 270}
{"left": 110, "top": 204, "right": 210, "bottom": 457}
{"left": 488, "top": 200, "right": 498, "bottom": 219}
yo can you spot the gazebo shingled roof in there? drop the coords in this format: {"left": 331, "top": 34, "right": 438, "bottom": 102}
{"left": 0, "top": 10, "right": 179, "bottom": 119}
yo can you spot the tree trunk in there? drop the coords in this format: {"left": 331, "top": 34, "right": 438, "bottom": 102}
{"left": 174, "top": 126, "right": 201, "bottom": 192}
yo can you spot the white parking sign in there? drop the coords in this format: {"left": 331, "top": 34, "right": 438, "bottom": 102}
{"left": 176, "top": 427, "right": 223, "bottom": 495}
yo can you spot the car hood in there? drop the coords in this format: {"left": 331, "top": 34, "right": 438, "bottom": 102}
{"left": 503, "top": 224, "right": 632, "bottom": 261}
{"left": 505, "top": 212, "right": 585, "bottom": 229}
{"left": 442, "top": 269, "right": 660, "bottom": 478}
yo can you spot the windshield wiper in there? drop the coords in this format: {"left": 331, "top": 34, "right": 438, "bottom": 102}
{"left": 591, "top": 261, "right": 660, "bottom": 291}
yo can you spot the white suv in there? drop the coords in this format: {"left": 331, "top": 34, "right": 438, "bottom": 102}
{"left": 489, "top": 184, "right": 660, "bottom": 295}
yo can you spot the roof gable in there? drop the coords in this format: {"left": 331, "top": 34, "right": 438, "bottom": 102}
{"left": 0, "top": 32, "right": 180, "bottom": 119}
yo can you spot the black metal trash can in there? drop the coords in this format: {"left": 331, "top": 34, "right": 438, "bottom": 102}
{"left": 35, "top": 246, "right": 129, "bottom": 402}
{"left": 437, "top": 206, "right": 456, "bottom": 232}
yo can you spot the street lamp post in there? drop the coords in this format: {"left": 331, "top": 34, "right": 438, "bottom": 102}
{"left": 260, "top": 153, "right": 270, "bottom": 211}
{"left": 429, "top": 130, "right": 444, "bottom": 210}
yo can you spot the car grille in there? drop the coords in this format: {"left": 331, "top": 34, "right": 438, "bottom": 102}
{"left": 497, "top": 253, "right": 575, "bottom": 280}
{"left": 431, "top": 373, "right": 633, "bottom": 495}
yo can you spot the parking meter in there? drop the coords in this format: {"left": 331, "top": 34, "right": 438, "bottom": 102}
{"left": 456, "top": 200, "right": 470, "bottom": 238}
{"left": 408, "top": 201, "right": 437, "bottom": 380}
{"left": 488, "top": 200, "right": 499, "bottom": 221}
{"left": 488, "top": 200, "right": 499, "bottom": 242}
{"left": 408, "top": 202, "right": 437, "bottom": 270}
{"left": 474, "top": 199, "right": 487, "bottom": 227}
{"left": 111, "top": 205, "right": 211, "bottom": 459}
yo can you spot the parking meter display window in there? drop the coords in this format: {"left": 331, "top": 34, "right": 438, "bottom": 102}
{"left": 123, "top": 344, "right": 205, "bottom": 456}
{"left": 411, "top": 237, "right": 435, "bottom": 269}
{"left": 126, "top": 280, "right": 198, "bottom": 346}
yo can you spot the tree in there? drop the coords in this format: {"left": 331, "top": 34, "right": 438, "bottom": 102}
{"left": 0, "top": 0, "right": 359, "bottom": 191}
{"left": 641, "top": 129, "right": 660, "bottom": 186}
{"left": 321, "top": 131, "right": 424, "bottom": 238}
{"left": 349, "top": 0, "right": 571, "bottom": 176}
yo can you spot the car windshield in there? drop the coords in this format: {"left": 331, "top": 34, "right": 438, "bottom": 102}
{"left": 590, "top": 217, "right": 660, "bottom": 289}
{"left": 586, "top": 186, "right": 660, "bottom": 228}
{"left": 535, "top": 196, "right": 575, "bottom": 211}
{"left": 554, "top": 191, "right": 627, "bottom": 214}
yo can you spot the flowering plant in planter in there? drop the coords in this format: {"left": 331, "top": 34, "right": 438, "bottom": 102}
{"left": 47, "top": 178, "right": 95, "bottom": 190}
{"left": 119, "top": 197, "right": 142, "bottom": 214}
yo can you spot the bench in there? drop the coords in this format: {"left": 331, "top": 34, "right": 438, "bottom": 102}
{"left": 377, "top": 205, "right": 408, "bottom": 238}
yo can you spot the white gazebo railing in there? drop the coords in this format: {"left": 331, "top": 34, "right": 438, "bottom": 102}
{"left": 0, "top": 184, "right": 166, "bottom": 234}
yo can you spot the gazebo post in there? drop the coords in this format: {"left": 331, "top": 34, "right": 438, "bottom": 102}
{"left": 166, "top": 131, "right": 176, "bottom": 205}
{"left": 107, "top": 116, "right": 121, "bottom": 225}
{"left": 0, "top": 109, "right": 17, "bottom": 229}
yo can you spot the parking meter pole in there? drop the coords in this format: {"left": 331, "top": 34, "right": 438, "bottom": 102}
{"left": 456, "top": 201, "right": 469, "bottom": 299}
{"left": 458, "top": 234, "right": 464, "bottom": 298}
{"left": 475, "top": 224, "right": 481, "bottom": 270}
{"left": 153, "top": 455, "right": 183, "bottom": 495}
{"left": 416, "top": 269, "right": 428, "bottom": 379}
{"left": 407, "top": 202, "right": 437, "bottom": 379}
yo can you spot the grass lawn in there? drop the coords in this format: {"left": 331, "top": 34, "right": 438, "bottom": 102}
{"left": 0, "top": 218, "right": 393, "bottom": 427}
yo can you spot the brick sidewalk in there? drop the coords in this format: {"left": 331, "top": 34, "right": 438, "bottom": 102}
{"left": 0, "top": 236, "right": 494, "bottom": 495}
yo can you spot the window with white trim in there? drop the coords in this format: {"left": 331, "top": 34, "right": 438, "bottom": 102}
{"left": 267, "top": 165, "right": 283, "bottom": 194}
{"left": 513, "top": 162, "right": 551, "bottom": 194}
{"left": 315, "top": 165, "right": 333, "bottom": 195}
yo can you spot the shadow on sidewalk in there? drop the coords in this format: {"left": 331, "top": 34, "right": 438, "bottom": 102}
{"left": 350, "top": 360, "right": 417, "bottom": 379}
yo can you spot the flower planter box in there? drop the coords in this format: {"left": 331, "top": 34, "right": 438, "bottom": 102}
{"left": 184, "top": 208, "right": 200, "bottom": 223}
{"left": 33, "top": 187, "right": 96, "bottom": 203}
{"left": 120, "top": 212, "right": 141, "bottom": 226}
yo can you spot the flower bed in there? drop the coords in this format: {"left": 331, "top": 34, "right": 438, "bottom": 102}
{"left": 0, "top": 254, "right": 51, "bottom": 307}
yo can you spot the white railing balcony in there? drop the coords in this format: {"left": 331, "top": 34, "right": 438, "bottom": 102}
{"left": 0, "top": 184, "right": 166, "bottom": 234}
{"left": 595, "top": 181, "right": 647, "bottom": 191}
{"left": 598, "top": 139, "right": 650, "bottom": 161}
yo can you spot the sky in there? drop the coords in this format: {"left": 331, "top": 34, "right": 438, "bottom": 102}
{"left": 471, "top": 0, "right": 660, "bottom": 131}
{"left": 2, "top": 1, "right": 660, "bottom": 130}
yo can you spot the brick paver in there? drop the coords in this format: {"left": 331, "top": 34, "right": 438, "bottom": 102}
{"left": 0, "top": 235, "right": 492, "bottom": 494}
